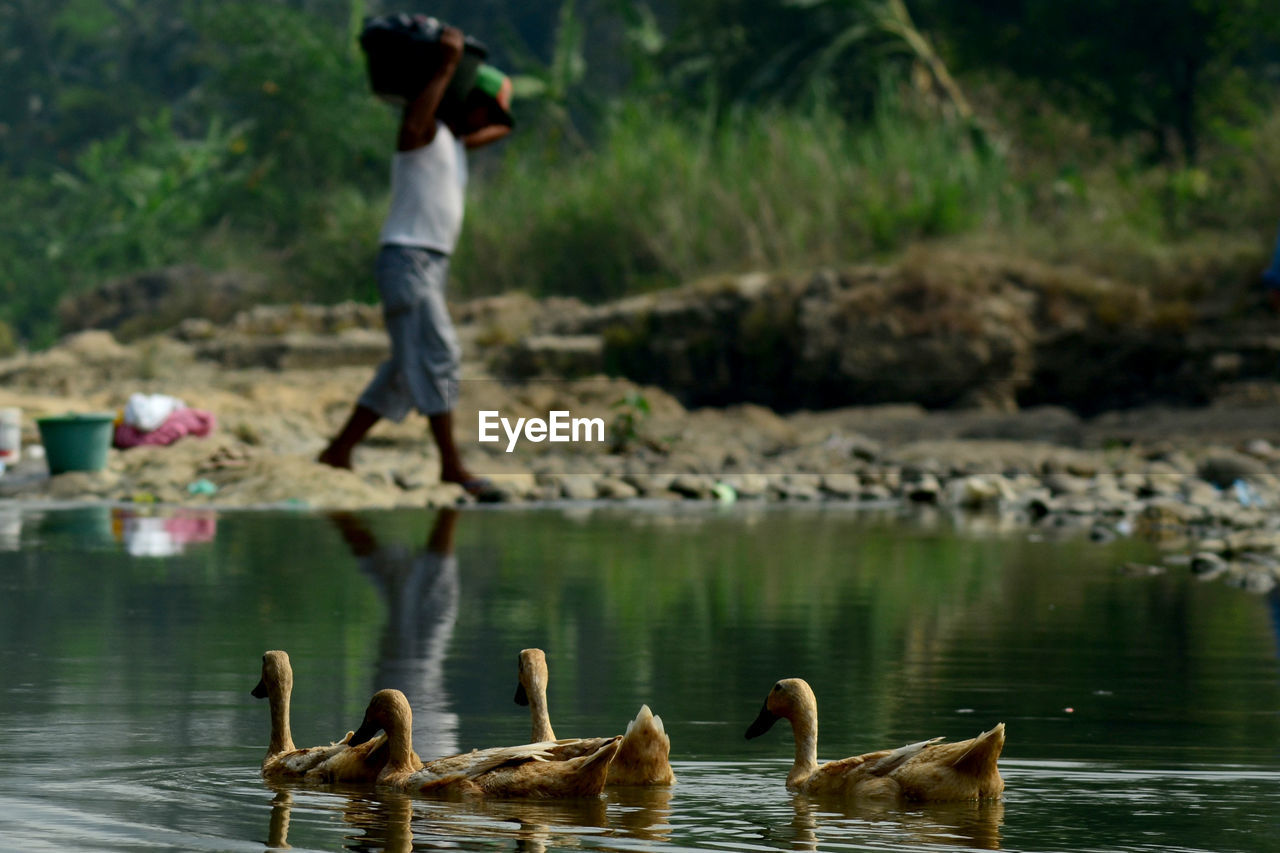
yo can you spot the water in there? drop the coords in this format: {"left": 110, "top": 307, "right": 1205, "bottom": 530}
{"left": 1, "top": 503, "right": 1278, "bottom": 851}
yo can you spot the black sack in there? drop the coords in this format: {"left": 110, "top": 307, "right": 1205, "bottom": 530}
{"left": 358, "top": 13, "right": 488, "bottom": 106}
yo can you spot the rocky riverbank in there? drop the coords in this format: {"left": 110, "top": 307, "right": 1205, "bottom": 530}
{"left": 4, "top": 262, "right": 1280, "bottom": 595}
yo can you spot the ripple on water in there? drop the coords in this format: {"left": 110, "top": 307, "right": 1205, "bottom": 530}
{"left": 4, "top": 756, "right": 1280, "bottom": 852}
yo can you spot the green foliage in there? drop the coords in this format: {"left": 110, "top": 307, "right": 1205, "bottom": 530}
{"left": 0, "top": 0, "right": 204, "bottom": 177}
{"left": 917, "top": 0, "right": 1280, "bottom": 163}
{"left": 661, "top": 0, "right": 970, "bottom": 122}
{"left": 51, "top": 110, "right": 248, "bottom": 272}
{"left": 191, "top": 2, "right": 392, "bottom": 232}
{"left": 608, "top": 390, "right": 652, "bottom": 452}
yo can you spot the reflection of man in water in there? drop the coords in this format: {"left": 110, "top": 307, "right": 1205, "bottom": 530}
{"left": 330, "top": 508, "right": 460, "bottom": 760}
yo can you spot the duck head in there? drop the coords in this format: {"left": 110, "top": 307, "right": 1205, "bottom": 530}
{"left": 514, "top": 648, "right": 549, "bottom": 707}
{"left": 349, "top": 688, "right": 412, "bottom": 747}
{"left": 252, "top": 650, "right": 292, "bottom": 700}
{"left": 745, "top": 678, "right": 815, "bottom": 739}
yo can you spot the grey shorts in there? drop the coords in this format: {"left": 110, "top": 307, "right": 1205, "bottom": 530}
{"left": 358, "top": 245, "right": 461, "bottom": 421}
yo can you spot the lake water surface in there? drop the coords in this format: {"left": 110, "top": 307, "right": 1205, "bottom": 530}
{"left": 1, "top": 503, "right": 1278, "bottom": 852}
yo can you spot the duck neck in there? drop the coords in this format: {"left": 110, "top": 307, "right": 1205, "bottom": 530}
{"left": 787, "top": 708, "right": 819, "bottom": 788}
{"left": 385, "top": 715, "right": 417, "bottom": 773}
{"left": 267, "top": 688, "right": 295, "bottom": 756}
{"left": 529, "top": 680, "right": 556, "bottom": 742}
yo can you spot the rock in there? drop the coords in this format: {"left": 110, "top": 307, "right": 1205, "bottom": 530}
{"left": 596, "top": 478, "right": 638, "bottom": 499}
{"left": 669, "top": 474, "right": 714, "bottom": 499}
{"left": 624, "top": 472, "right": 675, "bottom": 496}
{"left": 822, "top": 433, "right": 882, "bottom": 461}
{"left": 1198, "top": 452, "right": 1270, "bottom": 488}
{"left": 775, "top": 474, "right": 822, "bottom": 501}
{"left": 1044, "top": 473, "right": 1090, "bottom": 497}
{"left": 1189, "top": 551, "right": 1228, "bottom": 577}
{"left": 392, "top": 467, "right": 429, "bottom": 491}
{"left": 172, "top": 318, "right": 218, "bottom": 341}
{"left": 58, "top": 265, "right": 263, "bottom": 339}
{"left": 1142, "top": 498, "right": 1203, "bottom": 524}
{"left": 902, "top": 472, "right": 941, "bottom": 503}
{"left": 858, "top": 484, "right": 893, "bottom": 502}
{"left": 820, "top": 472, "right": 860, "bottom": 498}
{"left": 1241, "top": 438, "right": 1279, "bottom": 461}
{"left": 1142, "top": 463, "right": 1184, "bottom": 496}
{"left": 1224, "top": 530, "right": 1280, "bottom": 555}
{"left": 1056, "top": 496, "right": 1098, "bottom": 515}
{"left": 724, "top": 473, "right": 770, "bottom": 498}
{"left": 558, "top": 476, "right": 599, "bottom": 500}
{"left": 482, "top": 473, "right": 536, "bottom": 502}
{"left": 947, "top": 474, "right": 1014, "bottom": 509}
{"left": 45, "top": 469, "right": 121, "bottom": 499}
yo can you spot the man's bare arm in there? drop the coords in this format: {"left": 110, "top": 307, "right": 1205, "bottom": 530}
{"left": 463, "top": 124, "right": 512, "bottom": 149}
{"left": 397, "top": 26, "right": 464, "bottom": 151}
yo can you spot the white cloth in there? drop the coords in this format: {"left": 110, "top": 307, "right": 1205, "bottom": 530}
{"left": 377, "top": 122, "right": 468, "bottom": 254}
{"left": 123, "top": 393, "right": 186, "bottom": 433}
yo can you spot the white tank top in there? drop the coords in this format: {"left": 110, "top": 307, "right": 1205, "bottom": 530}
{"left": 378, "top": 122, "right": 468, "bottom": 254}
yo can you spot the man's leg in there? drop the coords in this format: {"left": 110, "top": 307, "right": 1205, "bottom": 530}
{"left": 318, "top": 404, "right": 381, "bottom": 470}
{"left": 429, "top": 411, "right": 476, "bottom": 485}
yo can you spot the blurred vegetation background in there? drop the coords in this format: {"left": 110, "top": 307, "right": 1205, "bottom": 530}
{"left": 2, "top": 0, "right": 1279, "bottom": 349}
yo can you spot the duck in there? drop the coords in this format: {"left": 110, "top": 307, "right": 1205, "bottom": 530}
{"left": 744, "top": 678, "right": 1005, "bottom": 801}
{"left": 514, "top": 648, "right": 675, "bottom": 786}
{"left": 349, "top": 688, "right": 622, "bottom": 798}
{"left": 251, "top": 649, "right": 413, "bottom": 783}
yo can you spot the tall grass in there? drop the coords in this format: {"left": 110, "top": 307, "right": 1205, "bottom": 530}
{"left": 451, "top": 93, "right": 1280, "bottom": 306}
{"left": 452, "top": 98, "right": 1010, "bottom": 301}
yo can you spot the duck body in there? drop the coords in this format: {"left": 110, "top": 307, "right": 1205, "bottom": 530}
{"left": 350, "top": 688, "right": 621, "bottom": 798}
{"left": 746, "top": 678, "right": 1004, "bottom": 802}
{"left": 609, "top": 704, "right": 676, "bottom": 785}
{"left": 515, "top": 648, "right": 675, "bottom": 786}
{"left": 252, "top": 649, "right": 414, "bottom": 784}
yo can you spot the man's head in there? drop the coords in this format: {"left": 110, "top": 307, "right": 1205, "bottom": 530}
{"left": 442, "top": 64, "right": 513, "bottom": 136}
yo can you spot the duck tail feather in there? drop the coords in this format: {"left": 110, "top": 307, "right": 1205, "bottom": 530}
{"left": 950, "top": 723, "right": 1006, "bottom": 775}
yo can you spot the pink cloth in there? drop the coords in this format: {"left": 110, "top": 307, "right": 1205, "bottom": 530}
{"left": 114, "top": 408, "right": 216, "bottom": 449}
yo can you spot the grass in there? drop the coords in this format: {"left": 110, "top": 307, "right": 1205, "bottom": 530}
{"left": 453, "top": 98, "right": 1011, "bottom": 302}
{"left": 448, "top": 94, "right": 1280, "bottom": 313}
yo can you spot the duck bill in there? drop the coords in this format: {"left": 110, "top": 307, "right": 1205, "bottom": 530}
{"left": 251, "top": 677, "right": 268, "bottom": 699}
{"left": 348, "top": 717, "right": 381, "bottom": 747}
{"left": 745, "top": 702, "right": 780, "bottom": 739}
{"left": 513, "top": 682, "right": 530, "bottom": 706}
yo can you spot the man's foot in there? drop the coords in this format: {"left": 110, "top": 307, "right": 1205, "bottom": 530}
{"left": 317, "top": 446, "right": 353, "bottom": 470}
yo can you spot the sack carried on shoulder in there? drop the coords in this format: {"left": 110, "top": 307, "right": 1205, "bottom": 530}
{"left": 358, "top": 13, "right": 488, "bottom": 105}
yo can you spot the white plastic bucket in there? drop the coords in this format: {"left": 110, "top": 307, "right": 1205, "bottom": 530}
{"left": 0, "top": 408, "right": 19, "bottom": 465}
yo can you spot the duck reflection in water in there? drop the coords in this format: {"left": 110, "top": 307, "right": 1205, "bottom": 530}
{"left": 788, "top": 795, "right": 1004, "bottom": 851}
{"left": 606, "top": 784, "right": 673, "bottom": 843}
{"left": 329, "top": 508, "right": 461, "bottom": 761}
{"left": 340, "top": 791, "right": 610, "bottom": 852}
{"left": 265, "top": 787, "right": 293, "bottom": 850}
{"left": 341, "top": 791, "right": 418, "bottom": 853}
{"left": 262, "top": 770, "right": 669, "bottom": 850}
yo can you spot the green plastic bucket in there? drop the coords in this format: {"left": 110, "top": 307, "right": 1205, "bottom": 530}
{"left": 36, "top": 412, "right": 115, "bottom": 474}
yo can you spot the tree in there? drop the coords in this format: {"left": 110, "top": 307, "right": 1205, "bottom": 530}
{"left": 916, "top": 0, "right": 1280, "bottom": 162}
